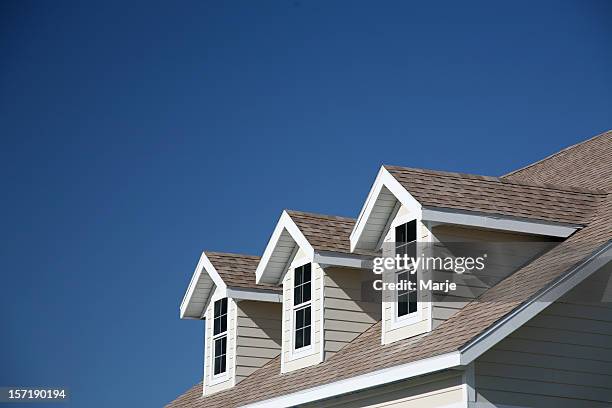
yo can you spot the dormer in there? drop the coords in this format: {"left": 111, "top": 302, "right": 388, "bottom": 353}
{"left": 351, "top": 165, "right": 584, "bottom": 344}
{"left": 256, "top": 210, "right": 380, "bottom": 373}
{"left": 180, "top": 252, "right": 282, "bottom": 395}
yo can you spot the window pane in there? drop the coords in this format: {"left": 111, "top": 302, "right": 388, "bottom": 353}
{"left": 294, "top": 286, "right": 302, "bottom": 305}
{"left": 303, "top": 326, "right": 311, "bottom": 347}
{"left": 294, "top": 267, "right": 303, "bottom": 285}
{"left": 304, "top": 306, "right": 311, "bottom": 326}
{"left": 214, "top": 337, "right": 221, "bottom": 355}
{"left": 220, "top": 298, "right": 227, "bottom": 315}
{"left": 398, "top": 295, "right": 409, "bottom": 316}
{"left": 406, "top": 220, "right": 417, "bottom": 242}
{"left": 220, "top": 336, "right": 226, "bottom": 354}
{"left": 220, "top": 355, "right": 226, "bottom": 373}
{"left": 213, "top": 318, "right": 221, "bottom": 335}
{"left": 409, "top": 293, "right": 418, "bottom": 314}
{"left": 296, "top": 308, "right": 304, "bottom": 328}
{"left": 214, "top": 300, "right": 221, "bottom": 317}
{"left": 302, "top": 282, "right": 311, "bottom": 302}
{"left": 295, "top": 328, "right": 304, "bottom": 349}
{"left": 214, "top": 357, "right": 221, "bottom": 374}
{"left": 303, "top": 263, "right": 311, "bottom": 283}
{"left": 220, "top": 317, "right": 227, "bottom": 334}
{"left": 395, "top": 224, "right": 406, "bottom": 244}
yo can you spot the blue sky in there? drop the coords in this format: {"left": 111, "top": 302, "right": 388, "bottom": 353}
{"left": 0, "top": 1, "right": 610, "bottom": 406}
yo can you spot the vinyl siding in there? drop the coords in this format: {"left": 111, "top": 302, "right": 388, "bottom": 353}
{"left": 235, "top": 300, "right": 282, "bottom": 384}
{"left": 305, "top": 370, "right": 466, "bottom": 408}
{"left": 323, "top": 267, "right": 381, "bottom": 359}
{"left": 475, "top": 263, "right": 612, "bottom": 407}
{"left": 431, "top": 225, "right": 554, "bottom": 329}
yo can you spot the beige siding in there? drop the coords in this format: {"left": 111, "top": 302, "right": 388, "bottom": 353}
{"left": 235, "top": 300, "right": 282, "bottom": 384}
{"left": 431, "top": 225, "right": 553, "bottom": 329}
{"left": 475, "top": 264, "right": 612, "bottom": 407}
{"left": 305, "top": 370, "right": 465, "bottom": 408}
{"left": 323, "top": 267, "right": 381, "bottom": 359}
{"left": 281, "top": 248, "right": 324, "bottom": 373}
{"left": 203, "top": 289, "right": 236, "bottom": 395}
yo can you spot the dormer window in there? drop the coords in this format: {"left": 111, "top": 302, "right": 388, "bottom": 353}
{"left": 212, "top": 298, "right": 228, "bottom": 375}
{"left": 293, "top": 263, "right": 312, "bottom": 350}
{"left": 395, "top": 221, "right": 417, "bottom": 318}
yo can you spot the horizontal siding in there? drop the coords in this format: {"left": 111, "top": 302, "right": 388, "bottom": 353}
{"left": 432, "top": 225, "right": 554, "bottom": 328}
{"left": 235, "top": 300, "right": 282, "bottom": 384}
{"left": 476, "top": 267, "right": 612, "bottom": 407}
{"left": 306, "top": 370, "right": 464, "bottom": 408}
{"left": 323, "top": 268, "right": 381, "bottom": 359}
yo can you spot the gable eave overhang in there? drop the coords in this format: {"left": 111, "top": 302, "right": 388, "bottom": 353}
{"left": 255, "top": 211, "right": 315, "bottom": 285}
{"left": 350, "top": 166, "right": 422, "bottom": 253}
{"left": 241, "top": 241, "right": 612, "bottom": 408}
{"left": 179, "top": 252, "right": 227, "bottom": 320}
{"left": 422, "top": 206, "right": 582, "bottom": 238}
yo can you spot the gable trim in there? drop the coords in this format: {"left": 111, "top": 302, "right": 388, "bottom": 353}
{"left": 350, "top": 166, "right": 422, "bottom": 252}
{"left": 180, "top": 252, "right": 228, "bottom": 319}
{"left": 256, "top": 211, "right": 315, "bottom": 284}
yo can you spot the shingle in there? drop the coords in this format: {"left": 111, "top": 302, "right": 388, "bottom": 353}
{"left": 384, "top": 165, "right": 603, "bottom": 225}
{"left": 285, "top": 210, "right": 356, "bottom": 254}
{"left": 168, "top": 133, "right": 612, "bottom": 408}
{"left": 204, "top": 252, "right": 280, "bottom": 292}
{"left": 503, "top": 130, "right": 612, "bottom": 191}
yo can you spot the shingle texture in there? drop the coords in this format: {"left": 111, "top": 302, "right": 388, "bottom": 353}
{"left": 285, "top": 210, "right": 356, "bottom": 254}
{"left": 204, "top": 252, "right": 280, "bottom": 292}
{"left": 384, "top": 165, "right": 603, "bottom": 224}
{"left": 503, "top": 130, "right": 612, "bottom": 191}
{"left": 168, "top": 132, "right": 611, "bottom": 408}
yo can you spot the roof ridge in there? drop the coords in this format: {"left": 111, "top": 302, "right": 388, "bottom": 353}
{"left": 383, "top": 164, "right": 606, "bottom": 195}
{"left": 285, "top": 209, "right": 356, "bottom": 222}
{"left": 501, "top": 129, "right": 612, "bottom": 179}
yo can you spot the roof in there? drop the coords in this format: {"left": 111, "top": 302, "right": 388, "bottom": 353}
{"left": 168, "top": 132, "right": 612, "bottom": 408}
{"left": 285, "top": 210, "right": 355, "bottom": 254}
{"left": 203, "top": 252, "right": 280, "bottom": 292}
{"left": 383, "top": 165, "right": 603, "bottom": 225}
{"left": 503, "top": 130, "right": 612, "bottom": 191}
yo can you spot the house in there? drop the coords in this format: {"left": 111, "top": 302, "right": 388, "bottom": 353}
{"left": 169, "top": 131, "right": 612, "bottom": 408}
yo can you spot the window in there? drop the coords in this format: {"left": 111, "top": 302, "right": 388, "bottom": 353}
{"left": 293, "top": 264, "right": 312, "bottom": 350}
{"left": 395, "top": 221, "right": 417, "bottom": 317}
{"left": 212, "top": 298, "right": 228, "bottom": 375}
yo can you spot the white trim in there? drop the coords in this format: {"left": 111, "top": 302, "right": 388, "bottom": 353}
{"left": 350, "top": 166, "right": 422, "bottom": 252}
{"left": 422, "top": 207, "right": 579, "bottom": 238}
{"left": 313, "top": 251, "right": 373, "bottom": 269}
{"left": 289, "top": 262, "right": 315, "bottom": 359}
{"left": 241, "top": 351, "right": 462, "bottom": 408}
{"left": 460, "top": 241, "right": 612, "bottom": 364}
{"left": 240, "top": 242, "right": 611, "bottom": 408}
{"left": 225, "top": 288, "right": 282, "bottom": 303}
{"left": 256, "top": 211, "right": 315, "bottom": 284}
{"left": 180, "top": 252, "right": 228, "bottom": 319}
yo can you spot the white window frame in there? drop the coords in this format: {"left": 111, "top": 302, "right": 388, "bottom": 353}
{"left": 210, "top": 297, "right": 229, "bottom": 383}
{"left": 392, "top": 219, "right": 422, "bottom": 325}
{"left": 291, "top": 262, "right": 314, "bottom": 358}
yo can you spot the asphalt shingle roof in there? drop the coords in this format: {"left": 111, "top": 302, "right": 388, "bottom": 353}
{"left": 168, "top": 132, "right": 611, "bottom": 408}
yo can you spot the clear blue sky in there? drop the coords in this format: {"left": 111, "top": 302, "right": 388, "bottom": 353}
{"left": 0, "top": 1, "right": 610, "bottom": 407}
